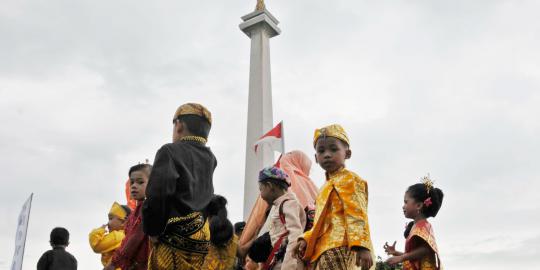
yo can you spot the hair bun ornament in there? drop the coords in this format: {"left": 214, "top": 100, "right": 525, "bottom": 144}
{"left": 421, "top": 173, "right": 434, "bottom": 194}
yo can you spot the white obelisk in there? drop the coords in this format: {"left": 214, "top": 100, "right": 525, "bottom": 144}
{"left": 239, "top": 1, "right": 281, "bottom": 219}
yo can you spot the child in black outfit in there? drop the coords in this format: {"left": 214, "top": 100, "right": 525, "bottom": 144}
{"left": 37, "top": 227, "right": 77, "bottom": 270}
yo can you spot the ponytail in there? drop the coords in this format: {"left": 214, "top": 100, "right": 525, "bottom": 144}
{"left": 207, "top": 195, "right": 233, "bottom": 247}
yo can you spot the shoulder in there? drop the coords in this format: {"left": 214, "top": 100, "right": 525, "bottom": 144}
{"left": 335, "top": 169, "right": 367, "bottom": 190}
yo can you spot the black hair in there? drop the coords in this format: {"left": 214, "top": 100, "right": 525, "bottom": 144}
{"left": 248, "top": 232, "right": 272, "bottom": 263}
{"left": 403, "top": 182, "right": 444, "bottom": 238}
{"left": 234, "top": 221, "right": 246, "bottom": 235}
{"left": 406, "top": 183, "right": 444, "bottom": 219}
{"left": 206, "top": 194, "right": 233, "bottom": 247}
{"left": 50, "top": 227, "right": 69, "bottom": 246}
{"left": 128, "top": 164, "right": 152, "bottom": 177}
{"left": 177, "top": 114, "right": 211, "bottom": 139}
{"left": 259, "top": 178, "right": 289, "bottom": 191}
{"left": 121, "top": 205, "right": 132, "bottom": 218}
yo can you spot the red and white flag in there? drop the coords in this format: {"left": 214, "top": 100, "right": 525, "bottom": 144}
{"left": 254, "top": 121, "right": 285, "bottom": 154}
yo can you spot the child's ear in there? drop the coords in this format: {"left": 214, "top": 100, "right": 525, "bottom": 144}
{"left": 175, "top": 121, "right": 185, "bottom": 135}
{"left": 314, "top": 154, "right": 318, "bottom": 163}
{"left": 345, "top": 149, "right": 352, "bottom": 159}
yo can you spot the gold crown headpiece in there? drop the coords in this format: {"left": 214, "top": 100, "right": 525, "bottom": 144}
{"left": 421, "top": 174, "right": 434, "bottom": 194}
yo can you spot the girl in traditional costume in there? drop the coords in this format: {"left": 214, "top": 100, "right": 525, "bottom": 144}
{"left": 384, "top": 176, "right": 444, "bottom": 270}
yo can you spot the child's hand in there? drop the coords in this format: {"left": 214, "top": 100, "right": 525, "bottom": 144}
{"left": 292, "top": 239, "right": 307, "bottom": 260}
{"left": 353, "top": 247, "right": 373, "bottom": 269}
{"left": 385, "top": 255, "right": 403, "bottom": 266}
{"left": 383, "top": 241, "right": 397, "bottom": 255}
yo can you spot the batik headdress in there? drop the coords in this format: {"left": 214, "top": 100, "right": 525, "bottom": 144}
{"left": 258, "top": 166, "right": 290, "bottom": 186}
{"left": 173, "top": 102, "right": 212, "bottom": 125}
{"left": 313, "top": 124, "right": 350, "bottom": 147}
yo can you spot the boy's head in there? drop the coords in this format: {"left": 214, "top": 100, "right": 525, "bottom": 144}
{"left": 50, "top": 227, "right": 69, "bottom": 247}
{"left": 129, "top": 164, "right": 152, "bottom": 201}
{"left": 258, "top": 166, "right": 289, "bottom": 204}
{"left": 313, "top": 124, "right": 351, "bottom": 174}
{"left": 172, "top": 103, "right": 212, "bottom": 143}
{"left": 107, "top": 202, "right": 131, "bottom": 231}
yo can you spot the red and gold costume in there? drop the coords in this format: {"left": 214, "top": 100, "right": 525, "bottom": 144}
{"left": 110, "top": 203, "right": 150, "bottom": 270}
{"left": 403, "top": 220, "right": 441, "bottom": 270}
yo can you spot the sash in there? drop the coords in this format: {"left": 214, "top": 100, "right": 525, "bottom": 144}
{"left": 158, "top": 212, "right": 209, "bottom": 254}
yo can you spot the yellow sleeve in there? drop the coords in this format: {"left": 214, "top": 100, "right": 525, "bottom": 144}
{"left": 334, "top": 175, "right": 372, "bottom": 250}
{"left": 301, "top": 228, "right": 312, "bottom": 243}
{"left": 89, "top": 227, "right": 125, "bottom": 253}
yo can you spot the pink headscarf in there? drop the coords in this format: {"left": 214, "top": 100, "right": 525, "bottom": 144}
{"left": 280, "top": 150, "right": 318, "bottom": 208}
{"left": 239, "top": 150, "right": 319, "bottom": 254}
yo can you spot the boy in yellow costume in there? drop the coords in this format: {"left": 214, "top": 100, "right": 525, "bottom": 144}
{"left": 89, "top": 202, "right": 130, "bottom": 268}
{"left": 293, "top": 124, "right": 375, "bottom": 270}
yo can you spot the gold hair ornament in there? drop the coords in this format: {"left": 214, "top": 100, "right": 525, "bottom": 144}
{"left": 421, "top": 173, "right": 434, "bottom": 194}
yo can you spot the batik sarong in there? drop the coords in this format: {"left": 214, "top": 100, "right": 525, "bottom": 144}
{"left": 148, "top": 212, "right": 210, "bottom": 270}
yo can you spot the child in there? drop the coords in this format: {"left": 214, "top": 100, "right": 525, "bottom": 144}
{"left": 293, "top": 124, "right": 374, "bottom": 270}
{"left": 202, "top": 195, "right": 238, "bottom": 270}
{"left": 142, "top": 103, "right": 217, "bottom": 269}
{"left": 106, "top": 164, "right": 152, "bottom": 270}
{"left": 37, "top": 227, "right": 77, "bottom": 270}
{"left": 89, "top": 202, "right": 131, "bottom": 267}
{"left": 258, "top": 166, "right": 306, "bottom": 270}
{"left": 383, "top": 176, "right": 444, "bottom": 270}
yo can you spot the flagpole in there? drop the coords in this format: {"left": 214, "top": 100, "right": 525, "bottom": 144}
{"left": 20, "top": 193, "right": 33, "bottom": 270}
{"left": 280, "top": 121, "right": 285, "bottom": 154}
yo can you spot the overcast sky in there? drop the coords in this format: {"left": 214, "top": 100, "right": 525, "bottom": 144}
{"left": 1, "top": 0, "right": 539, "bottom": 269}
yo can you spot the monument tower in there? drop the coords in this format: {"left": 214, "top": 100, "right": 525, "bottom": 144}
{"left": 239, "top": 0, "right": 281, "bottom": 219}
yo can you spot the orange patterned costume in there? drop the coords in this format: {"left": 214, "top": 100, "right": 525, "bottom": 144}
{"left": 403, "top": 220, "right": 441, "bottom": 270}
{"left": 301, "top": 168, "right": 375, "bottom": 269}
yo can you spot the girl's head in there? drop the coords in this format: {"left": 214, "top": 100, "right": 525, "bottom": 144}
{"left": 206, "top": 194, "right": 233, "bottom": 247}
{"left": 129, "top": 164, "right": 152, "bottom": 201}
{"left": 403, "top": 178, "right": 444, "bottom": 220}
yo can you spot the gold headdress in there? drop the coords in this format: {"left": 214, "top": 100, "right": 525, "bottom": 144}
{"left": 313, "top": 124, "right": 350, "bottom": 147}
{"left": 109, "top": 202, "right": 128, "bottom": 220}
{"left": 173, "top": 103, "right": 212, "bottom": 125}
{"left": 421, "top": 174, "right": 434, "bottom": 194}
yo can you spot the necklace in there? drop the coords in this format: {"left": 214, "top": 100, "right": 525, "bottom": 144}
{"left": 180, "top": 135, "right": 207, "bottom": 145}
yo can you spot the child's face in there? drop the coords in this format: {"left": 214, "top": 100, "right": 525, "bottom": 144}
{"left": 244, "top": 255, "right": 259, "bottom": 270}
{"left": 403, "top": 192, "right": 422, "bottom": 219}
{"left": 259, "top": 182, "right": 275, "bottom": 204}
{"left": 130, "top": 170, "right": 149, "bottom": 201}
{"left": 315, "top": 137, "right": 351, "bottom": 173}
{"left": 107, "top": 214, "right": 125, "bottom": 231}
